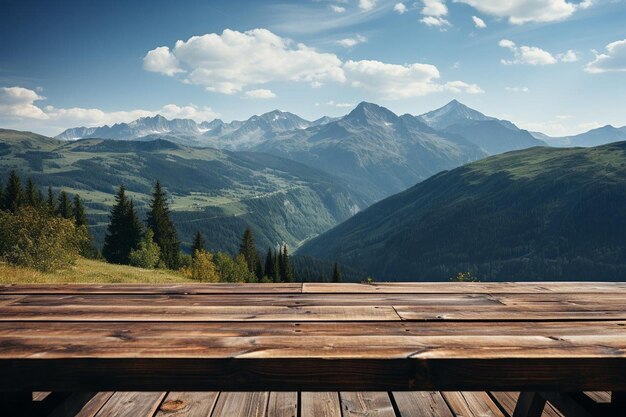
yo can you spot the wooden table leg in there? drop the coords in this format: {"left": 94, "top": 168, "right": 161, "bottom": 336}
{"left": 513, "top": 392, "right": 546, "bottom": 417}
{"left": 1, "top": 392, "right": 34, "bottom": 417}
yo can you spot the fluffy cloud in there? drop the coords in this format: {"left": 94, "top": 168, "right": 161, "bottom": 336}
{"left": 343, "top": 60, "right": 482, "bottom": 99}
{"left": 454, "top": 0, "right": 590, "bottom": 24}
{"left": 422, "top": 0, "right": 448, "bottom": 16}
{"left": 244, "top": 89, "right": 277, "bottom": 99}
{"left": 0, "top": 87, "right": 49, "bottom": 119}
{"left": 420, "top": 16, "right": 451, "bottom": 27}
{"left": 326, "top": 100, "right": 354, "bottom": 108}
{"left": 557, "top": 50, "right": 578, "bottom": 62}
{"left": 329, "top": 5, "right": 346, "bottom": 13}
{"left": 143, "top": 46, "right": 184, "bottom": 76}
{"left": 499, "top": 39, "right": 557, "bottom": 65}
{"left": 585, "top": 39, "right": 626, "bottom": 74}
{"left": 393, "top": 3, "right": 407, "bottom": 14}
{"left": 472, "top": 16, "right": 486, "bottom": 28}
{"left": 144, "top": 29, "right": 346, "bottom": 94}
{"left": 0, "top": 86, "right": 218, "bottom": 134}
{"left": 359, "top": 0, "right": 377, "bottom": 11}
{"left": 336, "top": 35, "right": 367, "bottom": 48}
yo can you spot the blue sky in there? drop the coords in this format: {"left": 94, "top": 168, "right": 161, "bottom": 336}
{"left": 1, "top": 0, "right": 625, "bottom": 136}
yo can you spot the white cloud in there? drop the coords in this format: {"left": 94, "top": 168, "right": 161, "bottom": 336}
{"left": 343, "top": 60, "right": 482, "bottom": 99}
{"left": 557, "top": 49, "right": 578, "bottom": 62}
{"left": 422, "top": 0, "right": 448, "bottom": 16}
{"left": 326, "top": 100, "right": 354, "bottom": 108}
{"left": 336, "top": 35, "right": 367, "bottom": 48}
{"left": 143, "top": 46, "right": 184, "bottom": 76}
{"left": 393, "top": 3, "right": 407, "bottom": 13}
{"left": 454, "top": 0, "right": 591, "bottom": 24}
{"left": 0, "top": 87, "right": 219, "bottom": 134}
{"left": 519, "top": 118, "right": 602, "bottom": 137}
{"left": 585, "top": 38, "right": 626, "bottom": 74}
{"left": 144, "top": 29, "right": 345, "bottom": 95}
{"left": 420, "top": 16, "right": 451, "bottom": 26}
{"left": 505, "top": 86, "right": 529, "bottom": 93}
{"left": 359, "top": 0, "right": 377, "bottom": 11}
{"left": 329, "top": 5, "right": 346, "bottom": 13}
{"left": 472, "top": 16, "right": 486, "bottom": 28}
{"left": 499, "top": 39, "right": 557, "bottom": 65}
{"left": 244, "top": 89, "right": 277, "bottom": 99}
{"left": 0, "top": 86, "right": 49, "bottom": 119}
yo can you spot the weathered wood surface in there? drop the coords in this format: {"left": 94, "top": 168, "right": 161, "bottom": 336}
{"left": 1, "top": 283, "right": 625, "bottom": 392}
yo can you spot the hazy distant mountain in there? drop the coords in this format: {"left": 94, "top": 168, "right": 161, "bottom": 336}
{"left": 1, "top": 128, "right": 367, "bottom": 254}
{"left": 253, "top": 102, "right": 487, "bottom": 202}
{"left": 299, "top": 141, "right": 626, "bottom": 281}
{"left": 532, "top": 125, "right": 626, "bottom": 147}
{"left": 418, "top": 100, "right": 545, "bottom": 154}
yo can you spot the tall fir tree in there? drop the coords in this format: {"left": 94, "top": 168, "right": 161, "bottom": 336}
{"left": 264, "top": 247, "right": 274, "bottom": 280}
{"left": 280, "top": 245, "right": 294, "bottom": 283}
{"left": 332, "top": 262, "right": 341, "bottom": 283}
{"left": 46, "top": 186, "right": 56, "bottom": 213}
{"left": 57, "top": 191, "right": 73, "bottom": 219}
{"left": 192, "top": 231, "right": 206, "bottom": 258}
{"left": 274, "top": 248, "right": 282, "bottom": 283}
{"left": 146, "top": 181, "right": 180, "bottom": 269}
{"left": 254, "top": 255, "right": 264, "bottom": 281}
{"left": 4, "top": 170, "right": 23, "bottom": 213}
{"left": 102, "top": 185, "right": 143, "bottom": 264}
{"left": 238, "top": 228, "right": 259, "bottom": 277}
{"left": 25, "top": 178, "right": 38, "bottom": 207}
{"left": 0, "top": 179, "right": 4, "bottom": 211}
{"left": 72, "top": 194, "right": 88, "bottom": 227}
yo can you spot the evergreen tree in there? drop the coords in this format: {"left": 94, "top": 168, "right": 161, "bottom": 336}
{"left": 3, "top": 170, "right": 23, "bottom": 213}
{"left": 57, "top": 191, "right": 73, "bottom": 219}
{"left": 0, "top": 179, "right": 4, "bottom": 211}
{"left": 238, "top": 228, "right": 259, "bottom": 276}
{"left": 46, "top": 186, "right": 56, "bottom": 213}
{"left": 280, "top": 245, "right": 294, "bottom": 283}
{"left": 73, "top": 194, "right": 88, "bottom": 227}
{"left": 102, "top": 185, "right": 143, "bottom": 264}
{"left": 146, "top": 181, "right": 180, "bottom": 269}
{"left": 264, "top": 247, "right": 274, "bottom": 279}
{"left": 25, "top": 178, "right": 38, "bottom": 207}
{"left": 255, "top": 255, "right": 264, "bottom": 281}
{"left": 192, "top": 231, "right": 206, "bottom": 258}
{"left": 332, "top": 262, "right": 341, "bottom": 283}
{"left": 273, "top": 248, "right": 281, "bottom": 283}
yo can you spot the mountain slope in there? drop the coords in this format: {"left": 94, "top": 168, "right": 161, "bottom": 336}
{"left": 534, "top": 125, "right": 626, "bottom": 147}
{"left": 419, "top": 100, "right": 545, "bottom": 154}
{"left": 299, "top": 141, "right": 626, "bottom": 281}
{"left": 253, "top": 102, "right": 487, "bottom": 202}
{"left": 0, "top": 129, "right": 367, "bottom": 254}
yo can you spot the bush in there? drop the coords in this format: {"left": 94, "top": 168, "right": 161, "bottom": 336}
{"left": 191, "top": 250, "right": 220, "bottom": 282}
{"left": 214, "top": 252, "right": 255, "bottom": 283}
{"left": 129, "top": 229, "right": 161, "bottom": 269}
{"left": 0, "top": 206, "right": 88, "bottom": 272}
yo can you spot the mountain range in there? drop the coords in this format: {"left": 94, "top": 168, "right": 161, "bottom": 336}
{"left": 533, "top": 125, "right": 626, "bottom": 147}
{"left": 299, "top": 141, "right": 626, "bottom": 281}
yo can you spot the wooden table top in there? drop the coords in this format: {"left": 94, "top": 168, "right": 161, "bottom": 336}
{"left": 1, "top": 282, "right": 625, "bottom": 392}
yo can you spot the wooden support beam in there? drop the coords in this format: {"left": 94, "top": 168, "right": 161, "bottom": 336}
{"left": 513, "top": 392, "right": 546, "bottom": 417}
{"left": 539, "top": 392, "right": 604, "bottom": 417}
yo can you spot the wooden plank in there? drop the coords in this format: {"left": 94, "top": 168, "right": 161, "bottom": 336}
{"left": 267, "top": 392, "right": 297, "bottom": 417}
{"left": 392, "top": 391, "right": 453, "bottom": 417}
{"left": 154, "top": 392, "right": 219, "bottom": 417}
{"left": 94, "top": 392, "right": 165, "bottom": 417}
{"left": 0, "top": 305, "right": 401, "bottom": 321}
{"left": 442, "top": 391, "right": 505, "bottom": 417}
{"left": 301, "top": 392, "right": 341, "bottom": 417}
{"left": 584, "top": 391, "right": 611, "bottom": 403}
{"left": 210, "top": 392, "right": 268, "bottom": 417}
{"left": 490, "top": 392, "right": 562, "bottom": 417}
{"left": 303, "top": 282, "right": 626, "bottom": 294}
{"left": 0, "top": 283, "right": 303, "bottom": 294}
{"left": 340, "top": 392, "right": 396, "bottom": 417}
{"left": 71, "top": 392, "right": 115, "bottom": 417}
{"left": 32, "top": 391, "right": 49, "bottom": 401}
{"left": 512, "top": 392, "right": 546, "bottom": 417}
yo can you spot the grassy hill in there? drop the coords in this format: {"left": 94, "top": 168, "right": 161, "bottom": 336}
{"left": 0, "top": 129, "right": 368, "bottom": 254}
{"left": 299, "top": 142, "right": 626, "bottom": 281}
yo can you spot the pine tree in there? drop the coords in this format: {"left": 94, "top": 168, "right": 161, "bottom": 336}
{"left": 332, "top": 262, "right": 341, "bottom": 283}
{"left": 238, "top": 228, "right": 259, "bottom": 276}
{"left": 73, "top": 194, "right": 88, "bottom": 227}
{"left": 102, "top": 185, "right": 143, "bottom": 264}
{"left": 3, "top": 170, "right": 23, "bottom": 212}
{"left": 57, "top": 191, "right": 73, "bottom": 219}
{"left": 264, "top": 247, "right": 274, "bottom": 280}
{"left": 146, "top": 181, "right": 180, "bottom": 269}
{"left": 273, "top": 248, "right": 281, "bottom": 283}
{"left": 280, "top": 245, "right": 294, "bottom": 283}
{"left": 192, "top": 231, "right": 206, "bottom": 258}
{"left": 0, "top": 179, "right": 4, "bottom": 211}
{"left": 255, "top": 255, "right": 263, "bottom": 281}
{"left": 25, "top": 178, "right": 38, "bottom": 207}
{"left": 46, "top": 186, "right": 56, "bottom": 213}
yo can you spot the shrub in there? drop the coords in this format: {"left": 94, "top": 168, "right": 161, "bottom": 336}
{"left": 0, "top": 206, "right": 88, "bottom": 272}
{"left": 128, "top": 229, "right": 161, "bottom": 269}
{"left": 191, "top": 250, "right": 220, "bottom": 282}
{"left": 214, "top": 252, "right": 255, "bottom": 283}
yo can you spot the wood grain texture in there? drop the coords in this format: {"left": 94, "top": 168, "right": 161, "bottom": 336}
{"left": 301, "top": 392, "right": 341, "bottom": 417}
{"left": 340, "top": 392, "right": 396, "bottom": 417}
{"left": 267, "top": 392, "right": 297, "bottom": 417}
{"left": 94, "top": 392, "right": 165, "bottom": 417}
{"left": 490, "top": 392, "right": 563, "bottom": 417}
{"left": 210, "top": 392, "right": 268, "bottom": 417}
{"left": 303, "top": 282, "right": 626, "bottom": 293}
{"left": 154, "top": 392, "right": 218, "bottom": 417}
{"left": 442, "top": 391, "right": 505, "bottom": 417}
{"left": 392, "top": 391, "right": 453, "bottom": 417}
